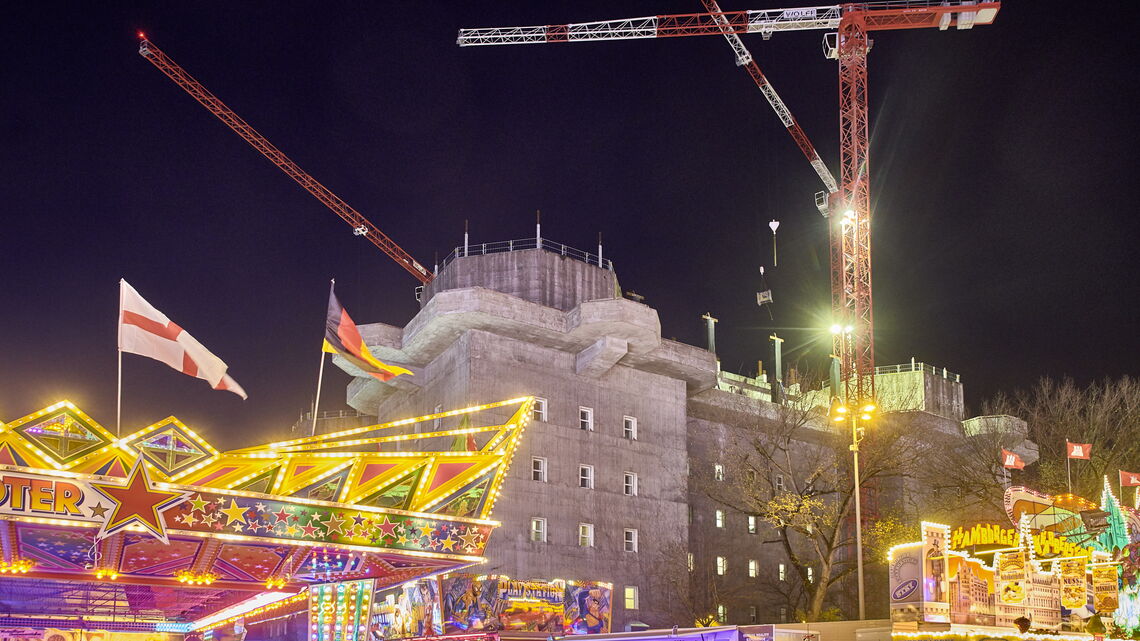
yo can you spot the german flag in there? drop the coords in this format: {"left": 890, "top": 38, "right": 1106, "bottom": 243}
{"left": 323, "top": 285, "right": 411, "bottom": 382}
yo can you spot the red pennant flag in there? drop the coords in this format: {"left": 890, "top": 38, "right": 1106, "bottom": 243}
{"left": 1121, "top": 471, "right": 1140, "bottom": 487}
{"left": 1001, "top": 449, "right": 1025, "bottom": 470}
{"left": 1066, "top": 441, "right": 1092, "bottom": 460}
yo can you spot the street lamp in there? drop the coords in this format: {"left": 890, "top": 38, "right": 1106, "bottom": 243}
{"left": 830, "top": 396, "right": 876, "bottom": 620}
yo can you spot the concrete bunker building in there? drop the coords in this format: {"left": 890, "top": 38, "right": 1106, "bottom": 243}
{"left": 331, "top": 240, "right": 1030, "bottom": 630}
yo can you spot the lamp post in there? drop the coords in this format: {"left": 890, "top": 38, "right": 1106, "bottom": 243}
{"left": 829, "top": 325, "right": 876, "bottom": 620}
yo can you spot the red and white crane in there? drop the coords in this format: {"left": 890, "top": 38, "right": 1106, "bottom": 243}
{"left": 139, "top": 37, "right": 433, "bottom": 284}
{"left": 458, "top": 1, "right": 1000, "bottom": 401}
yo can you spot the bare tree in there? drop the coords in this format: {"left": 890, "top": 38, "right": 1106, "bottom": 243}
{"left": 654, "top": 541, "right": 750, "bottom": 627}
{"left": 701, "top": 386, "right": 929, "bottom": 621}
{"left": 984, "top": 376, "right": 1140, "bottom": 498}
{"left": 909, "top": 414, "right": 1029, "bottom": 524}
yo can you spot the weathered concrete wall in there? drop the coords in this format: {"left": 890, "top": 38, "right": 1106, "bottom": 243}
{"left": 422, "top": 249, "right": 620, "bottom": 311}
{"left": 338, "top": 252, "right": 713, "bottom": 630}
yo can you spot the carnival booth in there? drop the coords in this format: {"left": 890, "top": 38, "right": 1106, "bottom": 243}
{"left": 368, "top": 574, "right": 614, "bottom": 639}
{"left": 0, "top": 397, "right": 533, "bottom": 641}
{"left": 889, "top": 482, "right": 1140, "bottom": 640}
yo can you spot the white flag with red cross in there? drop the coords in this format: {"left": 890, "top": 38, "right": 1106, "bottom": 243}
{"left": 118, "top": 279, "right": 247, "bottom": 398}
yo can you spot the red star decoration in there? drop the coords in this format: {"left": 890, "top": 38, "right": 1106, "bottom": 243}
{"left": 90, "top": 460, "right": 189, "bottom": 541}
{"left": 377, "top": 516, "right": 400, "bottom": 538}
{"left": 301, "top": 520, "right": 320, "bottom": 538}
{"left": 273, "top": 508, "right": 290, "bottom": 524}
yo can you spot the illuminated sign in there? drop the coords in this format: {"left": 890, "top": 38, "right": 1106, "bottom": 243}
{"left": 950, "top": 523, "right": 1095, "bottom": 560}
{"left": 0, "top": 474, "right": 90, "bottom": 516}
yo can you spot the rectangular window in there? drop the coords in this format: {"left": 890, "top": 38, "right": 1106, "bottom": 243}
{"left": 579, "top": 465, "right": 594, "bottom": 489}
{"left": 714, "top": 463, "right": 725, "bottom": 481}
{"left": 716, "top": 556, "right": 727, "bottom": 576}
{"left": 687, "top": 552, "right": 694, "bottom": 572}
{"left": 775, "top": 474, "right": 786, "bottom": 491}
{"left": 624, "top": 528, "right": 638, "bottom": 553}
{"left": 624, "top": 586, "right": 639, "bottom": 610}
{"left": 807, "top": 566, "right": 814, "bottom": 583}
{"left": 688, "top": 505, "right": 694, "bottom": 525}
{"left": 779, "top": 606, "right": 788, "bottom": 623}
{"left": 433, "top": 404, "right": 443, "bottom": 430}
{"left": 778, "top": 563, "right": 787, "bottom": 581}
{"left": 748, "top": 515, "right": 758, "bottom": 534}
{"left": 531, "top": 457, "right": 547, "bottom": 482}
{"left": 530, "top": 517, "right": 546, "bottom": 542}
{"left": 532, "top": 397, "right": 548, "bottom": 422}
{"left": 579, "top": 406, "right": 594, "bottom": 431}
{"left": 623, "top": 416, "right": 638, "bottom": 440}
{"left": 623, "top": 472, "right": 638, "bottom": 496}
{"left": 749, "top": 559, "right": 758, "bottom": 578}
{"left": 716, "top": 604, "right": 727, "bottom": 623}
{"left": 578, "top": 523, "right": 594, "bottom": 547}
{"left": 715, "top": 509, "right": 725, "bottom": 528}
{"left": 750, "top": 606, "right": 757, "bottom": 623}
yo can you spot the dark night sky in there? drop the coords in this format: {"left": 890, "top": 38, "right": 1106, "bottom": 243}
{"left": 2, "top": 2, "right": 1136, "bottom": 450}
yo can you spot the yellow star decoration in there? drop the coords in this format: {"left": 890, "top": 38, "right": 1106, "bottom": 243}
{"left": 418, "top": 524, "right": 435, "bottom": 539}
{"left": 183, "top": 511, "right": 198, "bottom": 527}
{"left": 323, "top": 513, "right": 346, "bottom": 534}
{"left": 285, "top": 524, "right": 300, "bottom": 537}
{"left": 458, "top": 529, "right": 482, "bottom": 551}
{"left": 441, "top": 536, "right": 457, "bottom": 551}
{"left": 220, "top": 499, "right": 248, "bottom": 526}
{"left": 396, "top": 533, "right": 409, "bottom": 546}
{"left": 190, "top": 494, "right": 209, "bottom": 512}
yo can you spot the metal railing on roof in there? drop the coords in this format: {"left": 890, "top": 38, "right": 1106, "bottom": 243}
{"left": 874, "top": 360, "right": 960, "bottom": 382}
{"left": 437, "top": 237, "right": 614, "bottom": 272}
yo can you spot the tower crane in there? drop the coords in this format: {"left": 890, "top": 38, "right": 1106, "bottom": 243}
{"left": 138, "top": 37, "right": 432, "bottom": 284}
{"left": 458, "top": 1, "right": 1000, "bottom": 401}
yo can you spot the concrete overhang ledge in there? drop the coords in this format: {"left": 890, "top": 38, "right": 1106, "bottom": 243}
{"left": 346, "top": 286, "right": 717, "bottom": 390}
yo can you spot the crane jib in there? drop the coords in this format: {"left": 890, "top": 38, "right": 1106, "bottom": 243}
{"left": 138, "top": 39, "right": 433, "bottom": 284}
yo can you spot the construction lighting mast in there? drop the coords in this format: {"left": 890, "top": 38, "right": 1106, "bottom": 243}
{"left": 138, "top": 37, "right": 432, "bottom": 284}
{"left": 458, "top": 0, "right": 1000, "bottom": 401}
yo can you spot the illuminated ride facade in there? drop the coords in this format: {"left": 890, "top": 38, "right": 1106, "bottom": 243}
{"left": 888, "top": 482, "right": 1140, "bottom": 640}
{"left": 0, "top": 397, "right": 533, "bottom": 639}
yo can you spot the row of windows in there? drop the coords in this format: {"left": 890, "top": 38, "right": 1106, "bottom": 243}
{"left": 531, "top": 458, "right": 639, "bottom": 495}
{"left": 695, "top": 554, "right": 808, "bottom": 583}
{"left": 707, "top": 508, "right": 760, "bottom": 533}
{"left": 531, "top": 398, "right": 639, "bottom": 440}
{"left": 712, "top": 463, "right": 786, "bottom": 490}
{"left": 712, "top": 605, "right": 790, "bottom": 624}
{"left": 529, "top": 519, "right": 639, "bottom": 552}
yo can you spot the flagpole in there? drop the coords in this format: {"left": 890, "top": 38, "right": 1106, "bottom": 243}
{"left": 117, "top": 350, "right": 123, "bottom": 437}
{"left": 117, "top": 279, "right": 124, "bottom": 437}
{"left": 1066, "top": 440, "right": 1072, "bottom": 493}
{"left": 311, "top": 278, "right": 334, "bottom": 436}
{"left": 311, "top": 352, "right": 326, "bottom": 436}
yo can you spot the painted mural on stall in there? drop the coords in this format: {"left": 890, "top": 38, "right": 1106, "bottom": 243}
{"left": 370, "top": 575, "right": 611, "bottom": 638}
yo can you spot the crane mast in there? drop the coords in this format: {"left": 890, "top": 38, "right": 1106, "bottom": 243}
{"left": 139, "top": 38, "right": 432, "bottom": 284}
{"left": 458, "top": 0, "right": 999, "bottom": 401}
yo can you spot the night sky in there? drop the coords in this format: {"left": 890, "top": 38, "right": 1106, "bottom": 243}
{"left": 2, "top": 2, "right": 1135, "bottom": 450}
